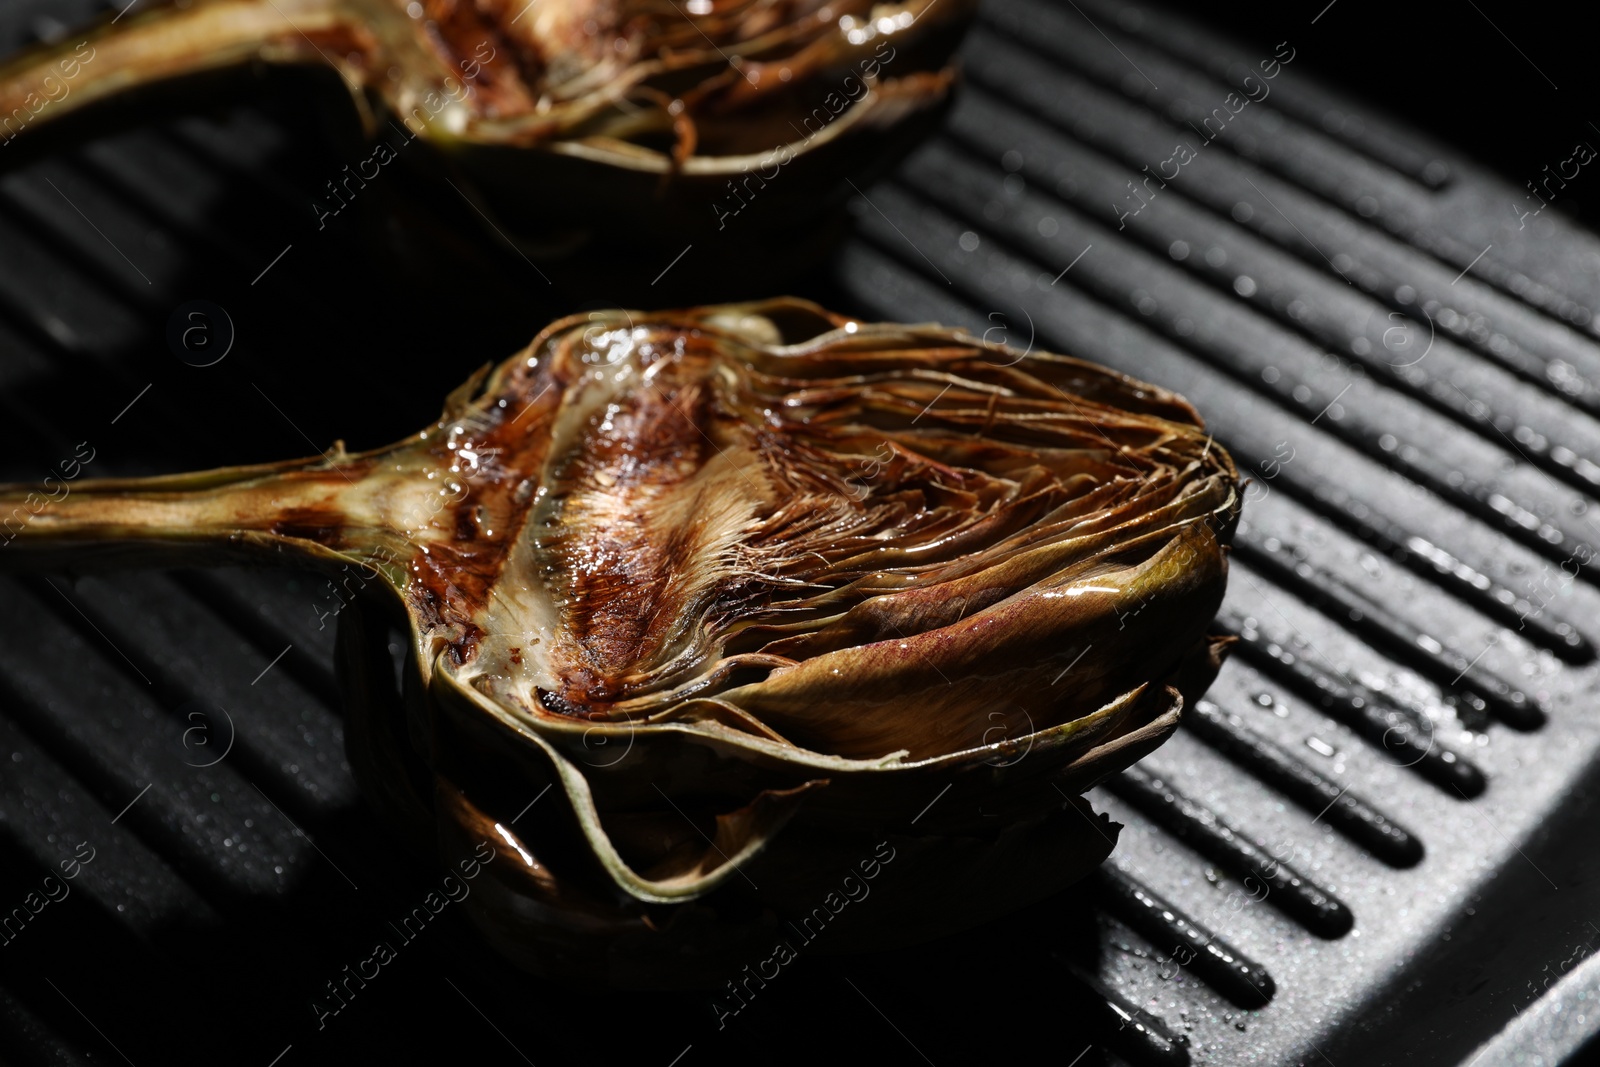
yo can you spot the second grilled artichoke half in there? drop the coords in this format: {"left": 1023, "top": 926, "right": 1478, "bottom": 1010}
{"left": 0, "top": 0, "right": 971, "bottom": 260}
{"left": 0, "top": 298, "right": 1240, "bottom": 986}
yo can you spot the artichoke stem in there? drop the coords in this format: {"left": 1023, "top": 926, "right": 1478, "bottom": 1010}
{"left": 0, "top": 0, "right": 351, "bottom": 152}
{"left": 0, "top": 454, "right": 373, "bottom": 571}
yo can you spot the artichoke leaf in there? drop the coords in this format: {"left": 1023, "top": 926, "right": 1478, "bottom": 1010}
{"left": 433, "top": 661, "right": 829, "bottom": 904}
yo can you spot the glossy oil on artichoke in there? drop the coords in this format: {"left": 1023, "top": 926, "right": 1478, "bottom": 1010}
{"left": 0, "top": 298, "right": 1240, "bottom": 986}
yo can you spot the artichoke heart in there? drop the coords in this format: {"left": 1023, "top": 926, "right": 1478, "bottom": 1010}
{"left": 0, "top": 298, "right": 1240, "bottom": 986}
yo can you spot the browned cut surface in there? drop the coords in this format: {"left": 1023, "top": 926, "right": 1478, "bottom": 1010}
{"left": 419, "top": 0, "right": 540, "bottom": 118}
{"left": 389, "top": 310, "right": 1236, "bottom": 740}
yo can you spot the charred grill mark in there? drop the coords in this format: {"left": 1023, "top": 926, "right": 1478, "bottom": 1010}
{"left": 536, "top": 686, "right": 594, "bottom": 718}
{"left": 450, "top": 622, "right": 485, "bottom": 665}
{"left": 549, "top": 375, "right": 716, "bottom": 705}
{"left": 267, "top": 507, "right": 347, "bottom": 546}
{"left": 404, "top": 361, "right": 566, "bottom": 663}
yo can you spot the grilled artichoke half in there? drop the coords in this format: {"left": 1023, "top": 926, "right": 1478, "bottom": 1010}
{"left": 0, "top": 0, "right": 971, "bottom": 254}
{"left": 0, "top": 299, "right": 1239, "bottom": 986}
